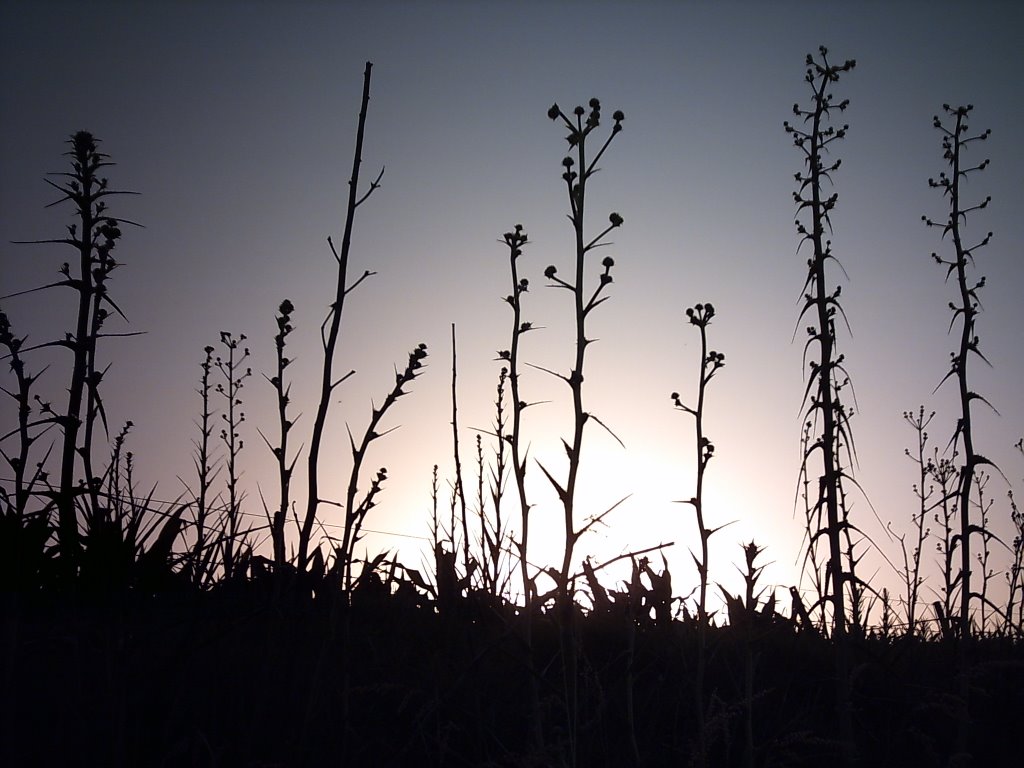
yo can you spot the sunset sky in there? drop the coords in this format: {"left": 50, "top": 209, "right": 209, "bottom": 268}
{"left": 3, "top": 0, "right": 1022, "bottom": 616}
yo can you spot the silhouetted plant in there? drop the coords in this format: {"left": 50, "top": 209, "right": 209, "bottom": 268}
{"left": 0, "top": 307, "right": 56, "bottom": 588}
{"left": 429, "top": 462, "right": 440, "bottom": 556}
{"left": 11, "top": 131, "right": 140, "bottom": 575}
{"left": 972, "top": 471, "right": 999, "bottom": 629}
{"left": 796, "top": 419, "right": 828, "bottom": 633}
{"left": 536, "top": 99, "right": 626, "bottom": 768}
{"left": 672, "top": 302, "right": 727, "bottom": 625}
{"left": 877, "top": 588, "right": 894, "bottom": 641}
{"left": 896, "top": 406, "right": 936, "bottom": 636}
{"left": 923, "top": 102, "right": 999, "bottom": 758}
{"left": 719, "top": 540, "right": 776, "bottom": 768}
{"left": 1006, "top": 439, "right": 1024, "bottom": 637}
{"left": 259, "top": 299, "right": 299, "bottom": 569}
{"left": 185, "top": 344, "right": 220, "bottom": 588}
{"left": 786, "top": 45, "right": 862, "bottom": 638}
{"left": 496, "top": 224, "right": 544, "bottom": 752}
{"left": 924, "top": 103, "right": 997, "bottom": 644}
{"left": 930, "top": 448, "right": 960, "bottom": 636}
{"left": 336, "top": 342, "right": 428, "bottom": 591}
{"left": 540, "top": 99, "right": 626, "bottom": 607}
{"left": 298, "top": 61, "right": 383, "bottom": 571}
{"left": 0, "top": 308, "right": 52, "bottom": 522}
{"left": 77, "top": 425, "right": 186, "bottom": 591}
{"left": 785, "top": 45, "right": 859, "bottom": 765}
{"left": 449, "top": 323, "right": 471, "bottom": 577}
{"left": 473, "top": 432, "right": 486, "bottom": 587}
{"left": 215, "top": 330, "right": 251, "bottom": 581}
{"left": 479, "top": 371, "right": 512, "bottom": 598}
{"left": 498, "top": 224, "right": 536, "bottom": 610}
{"left": 671, "top": 300, "right": 727, "bottom": 768}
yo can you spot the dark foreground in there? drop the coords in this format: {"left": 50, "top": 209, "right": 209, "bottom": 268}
{"left": 3, "top": 581, "right": 1022, "bottom": 768}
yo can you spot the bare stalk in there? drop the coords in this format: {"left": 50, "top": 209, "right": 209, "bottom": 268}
{"left": 298, "top": 61, "right": 382, "bottom": 570}
{"left": 450, "top": 324, "right": 470, "bottom": 576}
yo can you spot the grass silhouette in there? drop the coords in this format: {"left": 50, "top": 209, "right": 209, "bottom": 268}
{"left": 1, "top": 56, "right": 1022, "bottom": 768}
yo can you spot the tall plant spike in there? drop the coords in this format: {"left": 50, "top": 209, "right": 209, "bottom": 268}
{"left": 785, "top": 46, "right": 857, "bottom": 765}
{"left": 11, "top": 132, "right": 140, "bottom": 573}
{"left": 498, "top": 224, "right": 543, "bottom": 753}
{"left": 671, "top": 300, "right": 726, "bottom": 767}
{"left": 541, "top": 99, "right": 625, "bottom": 607}
{"left": 671, "top": 302, "right": 727, "bottom": 626}
{"left": 923, "top": 103, "right": 996, "bottom": 641}
{"left": 785, "top": 47, "right": 860, "bottom": 637}
{"left": 498, "top": 224, "right": 534, "bottom": 608}
{"left": 899, "top": 406, "right": 936, "bottom": 636}
{"left": 923, "top": 104, "right": 995, "bottom": 755}
{"left": 215, "top": 330, "right": 251, "bottom": 581}
{"left": 261, "top": 299, "right": 299, "bottom": 569}
{"left": 188, "top": 343, "right": 219, "bottom": 587}
{"left": 450, "top": 323, "right": 470, "bottom": 576}
{"left": 298, "top": 61, "right": 383, "bottom": 570}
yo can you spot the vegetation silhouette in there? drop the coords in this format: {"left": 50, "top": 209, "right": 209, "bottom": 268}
{"left": 2, "top": 55, "right": 1023, "bottom": 768}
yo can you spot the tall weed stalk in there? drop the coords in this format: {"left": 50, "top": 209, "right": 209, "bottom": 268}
{"left": 12, "top": 132, "right": 139, "bottom": 575}
{"left": 785, "top": 46, "right": 858, "bottom": 764}
{"left": 671, "top": 301, "right": 726, "bottom": 768}
{"left": 298, "top": 61, "right": 383, "bottom": 571}
{"left": 924, "top": 102, "right": 996, "bottom": 757}
{"left": 540, "top": 100, "right": 625, "bottom": 606}
{"left": 215, "top": 331, "right": 251, "bottom": 581}
{"left": 539, "top": 98, "right": 625, "bottom": 768}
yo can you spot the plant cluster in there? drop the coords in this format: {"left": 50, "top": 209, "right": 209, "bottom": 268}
{"left": 2, "top": 54, "right": 1022, "bottom": 768}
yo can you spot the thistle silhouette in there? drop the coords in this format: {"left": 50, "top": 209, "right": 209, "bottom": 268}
{"left": 540, "top": 99, "right": 626, "bottom": 609}
{"left": 786, "top": 46, "right": 860, "bottom": 766}
{"left": 923, "top": 102, "right": 997, "bottom": 757}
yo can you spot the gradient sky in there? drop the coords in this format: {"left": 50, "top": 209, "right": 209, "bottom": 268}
{"left": 2, "top": 0, "right": 1022, "bottom": 618}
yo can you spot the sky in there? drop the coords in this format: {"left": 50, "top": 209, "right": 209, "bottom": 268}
{"left": 2, "top": 0, "right": 1022, "bottom": 620}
